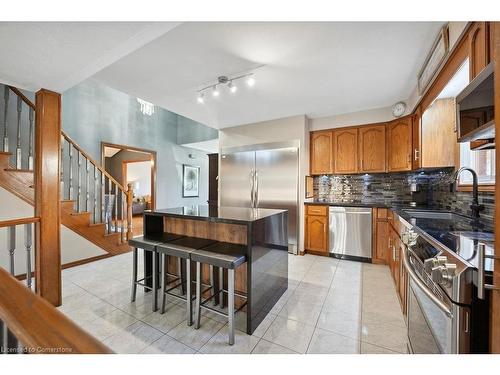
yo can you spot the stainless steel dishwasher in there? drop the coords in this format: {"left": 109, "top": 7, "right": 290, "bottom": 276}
{"left": 329, "top": 206, "right": 372, "bottom": 261}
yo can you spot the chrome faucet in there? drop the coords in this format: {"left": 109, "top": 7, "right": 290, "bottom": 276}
{"left": 452, "top": 167, "right": 485, "bottom": 219}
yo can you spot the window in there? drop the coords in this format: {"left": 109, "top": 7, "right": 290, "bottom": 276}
{"left": 459, "top": 143, "right": 495, "bottom": 186}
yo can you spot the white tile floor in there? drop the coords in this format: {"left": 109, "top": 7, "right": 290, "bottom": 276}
{"left": 59, "top": 252, "right": 408, "bottom": 354}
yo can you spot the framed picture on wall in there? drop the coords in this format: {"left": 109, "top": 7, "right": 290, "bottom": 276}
{"left": 182, "top": 164, "right": 200, "bottom": 197}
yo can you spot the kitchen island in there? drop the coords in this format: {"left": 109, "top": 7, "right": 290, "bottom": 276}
{"left": 143, "top": 205, "right": 288, "bottom": 334}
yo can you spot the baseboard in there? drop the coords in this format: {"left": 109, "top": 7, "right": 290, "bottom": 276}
{"left": 14, "top": 253, "right": 116, "bottom": 281}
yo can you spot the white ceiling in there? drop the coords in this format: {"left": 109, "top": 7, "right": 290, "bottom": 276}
{"left": 0, "top": 22, "right": 444, "bottom": 130}
{"left": 93, "top": 22, "right": 444, "bottom": 129}
{"left": 0, "top": 22, "right": 179, "bottom": 92}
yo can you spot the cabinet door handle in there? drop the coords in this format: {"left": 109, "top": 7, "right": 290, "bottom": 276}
{"left": 414, "top": 149, "right": 419, "bottom": 160}
{"left": 392, "top": 245, "right": 396, "bottom": 261}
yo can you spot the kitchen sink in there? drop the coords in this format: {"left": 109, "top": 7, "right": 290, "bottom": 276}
{"left": 401, "top": 209, "right": 466, "bottom": 221}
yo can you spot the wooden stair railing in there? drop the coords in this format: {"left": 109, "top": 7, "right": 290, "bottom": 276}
{"left": 2, "top": 85, "right": 35, "bottom": 171}
{"left": 0, "top": 216, "right": 111, "bottom": 353}
{"left": 61, "top": 131, "right": 133, "bottom": 243}
{"left": 1, "top": 83, "right": 133, "bottom": 254}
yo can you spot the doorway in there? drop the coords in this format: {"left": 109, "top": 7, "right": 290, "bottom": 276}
{"left": 101, "top": 142, "right": 157, "bottom": 236}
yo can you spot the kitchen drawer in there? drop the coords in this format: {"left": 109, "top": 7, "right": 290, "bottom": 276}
{"left": 306, "top": 205, "right": 328, "bottom": 216}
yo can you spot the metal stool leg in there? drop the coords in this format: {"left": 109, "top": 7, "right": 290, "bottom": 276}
{"left": 131, "top": 248, "right": 138, "bottom": 302}
{"left": 160, "top": 253, "right": 167, "bottom": 314}
{"left": 178, "top": 257, "right": 186, "bottom": 295}
{"left": 194, "top": 261, "right": 202, "bottom": 329}
{"left": 152, "top": 251, "right": 158, "bottom": 312}
{"left": 219, "top": 267, "right": 224, "bottom": 308}
{"left": 186, "top": 258, "right": 192, "bottom": 326}
{"left": 228, "top": 268, "right": 235, "bottom": 345}
{"left": 209, "top": 265, "right": 216, "bottom": 306}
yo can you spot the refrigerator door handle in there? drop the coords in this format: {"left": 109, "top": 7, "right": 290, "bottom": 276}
{"left": 250, "top": 169, "right": 255, "bottom": 208}
{"left": 254, "top": 170, "right": 259, "bottom": 208}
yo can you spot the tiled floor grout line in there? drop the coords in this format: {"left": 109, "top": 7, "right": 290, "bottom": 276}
{"left": 251, "top": 337, "right": 301, "bottom": 354}
{"left": 304, "top": 257, "right": 340, "bottom": 353}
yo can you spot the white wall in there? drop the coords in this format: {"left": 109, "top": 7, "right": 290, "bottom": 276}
{"left": 126, "top": 161, "right": 152, "bottom": 197}
{"left": 0, "top": 187, "right": 106, "bottom": 276}
{"left": 219, "top": 115, "right": 309, "bottom": 252}
{"left": 309, "top": 106, "right": 395, "bottom": 131}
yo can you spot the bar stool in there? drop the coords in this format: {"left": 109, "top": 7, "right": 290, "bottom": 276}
{"left": 191, "top": 242, "right": 247, "bottom": 345}
{"left": 129, "top": 234, "right": 182, "bottom": 311}
{"left": 157, "top": 237, "right": 217, "bottom": 326}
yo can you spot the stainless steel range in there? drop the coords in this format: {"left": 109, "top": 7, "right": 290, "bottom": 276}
{"left": 398, "top": 211, "right": 494, "bottom": 354}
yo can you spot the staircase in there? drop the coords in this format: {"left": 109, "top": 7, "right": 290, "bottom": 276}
{"left": 0, "top": 85, "right": 132, "bottom": 256}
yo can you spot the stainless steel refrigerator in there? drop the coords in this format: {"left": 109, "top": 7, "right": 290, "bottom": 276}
{"left": 219, "top": 141, "right": 299, "bottom": 254}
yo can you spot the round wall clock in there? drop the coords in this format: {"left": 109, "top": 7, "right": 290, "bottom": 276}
{"left": 392, "top": 101, "right": 407, "bottom": 118}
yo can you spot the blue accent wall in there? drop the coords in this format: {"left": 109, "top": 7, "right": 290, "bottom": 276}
{"left": 62, "top": 79, "right": 214, "bottom": 208}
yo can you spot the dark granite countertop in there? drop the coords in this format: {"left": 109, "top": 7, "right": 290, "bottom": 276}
{"left": 305, "top": 199, "right": 494, "bottom": 269}
{"left": 304, "top": 199, "right": 389, "bottom": 208}
{"left": 394, "top": 207, "right": 494, "bottom": 270}
{"left": 145, "top": 205, "right": 287, "bottom": 224}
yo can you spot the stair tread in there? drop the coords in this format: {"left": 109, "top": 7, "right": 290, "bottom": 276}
{"left": 4, "top": 168, "right": 34, "bottom": 173}
{"left": 70, "top": 211, "right": 91, "bottom": 216}
{"left": 88, "top": 222, "right": 106, "bottom": 227}
{"left": 0, "top": 151, "right": 12, "bottom": 156}
{"left": 61, "top": 199, "right": 76, "bottom": 203}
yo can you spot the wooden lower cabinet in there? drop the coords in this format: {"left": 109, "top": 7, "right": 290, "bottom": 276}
{"left": 305, "top": 206, "right": 329, "bottom": 254}
{"left": 372, "top": 208, "right": 388, "bottom": 264}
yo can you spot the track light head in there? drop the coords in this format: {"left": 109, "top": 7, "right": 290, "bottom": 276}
{"left": 228, "top": 81, "right": 237, "bottom": 93}
{"left": 246, "top": 76, "right": 255, "bottom": 87}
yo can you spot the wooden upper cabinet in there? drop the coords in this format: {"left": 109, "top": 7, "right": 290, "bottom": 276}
{"left": 387, "top": 116, "right": 412, "bottom": 172}
{"left": 310, "top": 131, "right": 333, "bottom": 175}
{"left": 358, "top": 124, "right": 386, "bottom": 173}
{"left": 333, "top": 128, "right": 358, "bottom": 174}
{"left": 412, "top": 113, "right": 421, "bottom": 170}
{"left": 469, "top": 22, "right": 490, "bottom": 80}
{"left": 421, "top": 98, "right": 457, "bottom": 168}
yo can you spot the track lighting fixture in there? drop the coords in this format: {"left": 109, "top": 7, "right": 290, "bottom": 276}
{"left": 196, "top": 72, "right": 256, "bottom": 103}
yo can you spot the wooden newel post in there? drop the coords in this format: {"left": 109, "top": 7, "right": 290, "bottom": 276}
{"left": 126, "top": 183, "right": 133, "bottom": 241}
{"left": 34, "top": 89, "right": 62, "bottom": 307}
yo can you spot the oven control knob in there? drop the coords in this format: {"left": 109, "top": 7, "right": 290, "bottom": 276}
{"left": 431, "top": 266, "right": 445, "bottom": 284}
{"left": 424, "top": 256, "right": 447, "bottom": 273}
{"left": 442, "top": 263, "right": 457, "bottom": 285}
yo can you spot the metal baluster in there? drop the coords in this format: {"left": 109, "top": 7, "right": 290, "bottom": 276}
{"left": 68, "top": 142, "right": 73, "bottom": 200}
{"left": 101, "top": 172, "right": 105, "bottom": 224}
{"left": 107, "top": 178, "right": 112, "bottom": 233}
{"left": 28, "top": 107, "right": 34, "bottom": 170}
{"left": 77, "top": 150, "right": 82, "bottom": 212}
{"left": 24, "top": 223, "right": 33, "bottom": 289}
{"left": 85, "top": 158, "right": 90, "bottom": 212}
{"left": 7, "top": 226, "right": 16, "bottom": 276}
{"left": 114, "top": 184, "right": 118, "bottom": 233}
{"left": 2, "top": 86, "right": 9, "bottom": 152}
{"left": 121, "top": 191, "right": 126, "bottom": 242}
{"left": 60, "top": 136, "right": 64, "bottom": 199}
{"left": 15, "top": 96, "right": 22, "bottom": 169}
{"left": 94, "top": 165, "right": 98, "bottom": 223}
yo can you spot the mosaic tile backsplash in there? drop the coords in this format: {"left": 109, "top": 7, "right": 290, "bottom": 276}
{"left": 314, "top": 168, "right": 495, "bottom": 229}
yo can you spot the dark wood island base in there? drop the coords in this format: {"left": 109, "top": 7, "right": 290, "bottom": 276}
{"left": 142, "top": 205, "right": 288, "bottom": 334}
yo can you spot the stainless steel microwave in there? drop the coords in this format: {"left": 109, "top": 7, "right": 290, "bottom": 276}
{"left": 455, "top": 62, "right": 494, "bottom": 142}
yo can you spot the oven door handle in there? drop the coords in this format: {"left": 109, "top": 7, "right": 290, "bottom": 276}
{"left": 401, "top": 245, "right": 453, "bottom": 318}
